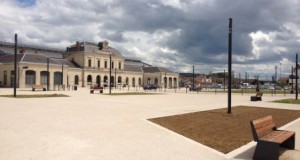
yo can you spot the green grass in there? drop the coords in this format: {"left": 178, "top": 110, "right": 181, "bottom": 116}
{"left": 273, "top": 99, "right": 300, "bottom": 104}
{"left": 203, "top": 89, "right": 290, "bottom": 94}
{"left": 0, "top": 94, "right": 69, "bottom": 98}
{"left": 104, "top": 92, "right": 162, "bottom": 96}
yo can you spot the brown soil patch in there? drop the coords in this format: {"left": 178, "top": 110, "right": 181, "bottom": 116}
{"left": 149, "top": 106, "right": 300, "bottom": 154}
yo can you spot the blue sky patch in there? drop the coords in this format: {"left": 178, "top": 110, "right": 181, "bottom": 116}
{"left": 16, "top": 0, "right": 36, "bottom": 7}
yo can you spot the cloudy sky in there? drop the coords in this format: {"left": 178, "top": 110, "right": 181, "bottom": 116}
{"left": 0, "top": 0, "right": 299, "bottom": 79}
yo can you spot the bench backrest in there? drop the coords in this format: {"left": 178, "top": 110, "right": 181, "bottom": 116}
{"left": 256, "top": 92, "right": 263, "bottom": 97}
{"left": 32, "top": 85, "right": 44, "bottom": 88}
{"left": 250, "top": 115, "right": 276, "bottom": 141}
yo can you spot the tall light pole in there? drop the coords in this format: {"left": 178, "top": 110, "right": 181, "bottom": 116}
{"left": 296, "top": 54, "right": 298, "bottom": 100}
{"left": 109, "top": 52, "right": 112, "bottom": 95}
{"left": 13, "top": 34, "right": 17, "bottom": 97}
{"left": 228, "top": 18, "right": 233, "bottom": 114}
{"left": 224, "top": 69, "right": 226, "bottom": 91}
{"left": 279, "top": 63, "right": 282, "bottom": 80}
{"left": 291, "top": 66, "right": 294, "bottom": 94}
{"left": 47, "top": 58, "right": 49, "bottom": 91}
{"left": 115, "top": 68, "right": 117, "bottom": 89}
{"left": 192, "top": 65, "right": 195, "bottom": 90}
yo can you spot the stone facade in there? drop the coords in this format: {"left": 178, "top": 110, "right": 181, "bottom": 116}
{"left": 0, "top": 40, "right": 179, "bottom": 89}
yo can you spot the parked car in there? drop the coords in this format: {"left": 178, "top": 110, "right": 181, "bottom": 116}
{"left": 274, "top": 86, "right": 282, "bottom": 90}
{"left": 189, "top": 86, "right": 202, "bottom": 91}
{"left": 143, "top": 84, "right": 158, "bottom": 90}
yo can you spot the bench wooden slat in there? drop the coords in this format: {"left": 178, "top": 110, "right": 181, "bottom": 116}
{"left": 252, "top": 115, "right": 276, "bottom": 138}
{"left": 260, "top": 130, "right": 295, "bottom": 143}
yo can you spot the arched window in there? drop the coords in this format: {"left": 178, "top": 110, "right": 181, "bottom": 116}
{"left": 164, "top": 77, "right": 167, "bottom": 88}
{"left": 3, "top": 71, "right": 7, "bottom": 85}
{"left": 147, "top": 78, "right": 151, "bottom": 84}
{"left": 74, "top": 75, "right": 79, "bottom": 85}
{"left": 111, "top": 76, "right": 114, "bottom": 87}
{"left": 169, "top": 77, "right": 172, "bottom": 88}
{"left": 154, "top": 78, "right": 158, "bottom": 86}
{"left": 96, "top": 75, "right": 101, "bottom": 87}
{"left": 126, "top": 77, "right": 129, "bottom": 85}
{"left": 118, "top": 76, "right": 122, "bottom": 84}
{"left": 54, "top": 72, "right": 62, "bottom": 85}
{"left": 104, "top": 75, "right": 108, "bottom": 87}
{"left": 173, "top": 78, "right": 177, "bottom": 88}
{"left": 26, "top": 70, "right": 36, "bottom": 85}
{"left": 138, "top": 78, "right": 142, "bottom": 86}
{"left": 40, "top": 71, "right": 48, "bottom": 85}
{"left": 132, "top": 78, "right": 135, "bottom": 87}
{"left": 87, "top": 75, "right": 92, "bottom": 84}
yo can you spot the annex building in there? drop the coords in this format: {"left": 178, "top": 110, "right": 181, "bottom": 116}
{"left": 0, "top": 40, "right": 178, "bottom": 90}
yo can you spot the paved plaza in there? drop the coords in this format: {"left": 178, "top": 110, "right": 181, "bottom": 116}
{"left": 0, "top": 88, "right": 299, "bottom": 160}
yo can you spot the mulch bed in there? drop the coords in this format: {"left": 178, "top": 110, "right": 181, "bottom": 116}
{"left": 149, "top": 106, "right": 300, "bottom": 153}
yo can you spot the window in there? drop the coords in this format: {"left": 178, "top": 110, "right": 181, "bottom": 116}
{"left": 88, "top": 59, "right": 92, "bottom": 67}
{"left": 87, "top": 75, "right": 92, "bottom": 84}
{"left": 74, "top": 75, "right": 79, "bottom": 85}
{"left": 119, "top": 62, "right": 121, "bottom": 69}
{"left": 3, "top": 71, "right": 7, "bottom": 85}
{"left": 25, "top": 70, "right": 36, "bottom": 85}
{"left": 97, "top": 60, "right": 100, "bottom": 68}
{"left": 111, "top": 61, "right": 114, "bottom": 69}
{"left": 104, "top": 61, "right": 107, "bottom": 68}
{"left": 54, "top": 72, "right": 62, "bottom": 85}
{"left": 40, "top": 71, "right": 48, "bottom": 85}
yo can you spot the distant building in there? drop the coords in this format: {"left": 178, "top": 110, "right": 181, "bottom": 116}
{"left": 0, "top": 40, "right": 178, "bottom": 89}
{"left": 179, "top": 73, "right": 212, "bottom": 87}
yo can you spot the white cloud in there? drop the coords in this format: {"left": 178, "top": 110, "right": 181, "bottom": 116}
{"left": 0, "top": 0, "right": 300, "bottom": 76}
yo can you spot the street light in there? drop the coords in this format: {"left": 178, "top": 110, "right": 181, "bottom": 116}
{"left": 279, "top": 63, "right": 281, "bottom": 80}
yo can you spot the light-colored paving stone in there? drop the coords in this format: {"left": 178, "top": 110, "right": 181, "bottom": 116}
{"left": 0, "top": 88, "right": 299, "bottom": 160}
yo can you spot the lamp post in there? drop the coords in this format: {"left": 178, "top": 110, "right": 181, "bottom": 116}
{"left": 224, "top": 69, "right": 226, "bottom": 91}
{"left": 109, "top": 51, "right": 112, "bottom": 95}
{"left": 228, "top": 18, "right": 233, "bottom": 114}
{"left": 13, "top": 34, "right": 17, "bottom": 97}
{"left": 47, "top": 58, "right": 50, "bottom": 91}
{"left": 296, "top": 54, "right": 298, "bottom": 100}
{"left": 280, "top": 63, "right": 281, "bottom": 80}
{"left": 192, "top": 65, "right": 195, "bottom": 90}
{"left": 165, "top": 72, "right": 166, "bottom": 92}
{"left": 115, "top": 68, "right": 117, "bottom": 89}
{"left": 291, "top": 66, "right": 294, "bottom": 94}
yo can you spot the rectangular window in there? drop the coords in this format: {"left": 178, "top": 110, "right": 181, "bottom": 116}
{"left": 119, "top": 62, "right": 121, "bottom": 69}
{"left": 104, "top": 61, "right": 107, "bottom": 68}
{"left": 88, "top": 59, "right": 92, "bottom": 67}
{"left": 97, "top": 60, "right": 100, "bottom": 68}
{"left": 3, "top": 71, "right": 7, "bottom": 85}
{"left": 112, "top": 61, "right": 114, "bottom": 69}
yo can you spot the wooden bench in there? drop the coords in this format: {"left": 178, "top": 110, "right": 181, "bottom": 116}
{"left": 90, "top": 85, "right": 103, "bottom": 94}
{"left": 32, "top": 85, "right": 46, "bottom": 91}
{"left": 251, "top": 92, "right": 263, "bottom": 101}
{"left": 250, "top": 115, "right": 295, "bottom": 160}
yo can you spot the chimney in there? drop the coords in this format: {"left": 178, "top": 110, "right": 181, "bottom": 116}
{"left": 76, "top": 41, "right": 80, "bottom": 51}
{"left": 98, "top": 42, "right": 103, "bottom": 50}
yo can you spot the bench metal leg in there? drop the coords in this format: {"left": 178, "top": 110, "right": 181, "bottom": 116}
{"left": 253, "top": 141, "right": 279, "bottom": 160}
{"left": 281, "top": 134, "right": 295, "bottom": 149}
